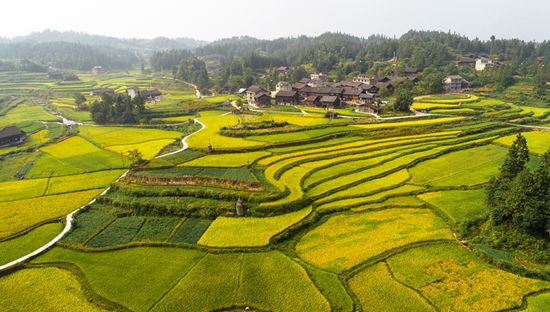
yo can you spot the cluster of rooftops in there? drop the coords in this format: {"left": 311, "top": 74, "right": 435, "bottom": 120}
{"left": 241, "top": 71, "right": 420, "bottom": 113}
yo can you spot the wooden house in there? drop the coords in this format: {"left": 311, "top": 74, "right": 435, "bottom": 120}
{"left": 274, "top": 90, "right": 299, "bottom": 104}
{"left": 320, "top": 96, "right": 341, "bottom": 108}
{"left": 0, "top": 126, "right": 26, "bottom": 148}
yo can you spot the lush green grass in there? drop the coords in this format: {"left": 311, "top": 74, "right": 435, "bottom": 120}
{"left": 151, "top": 251, "right": 330, "bottom": 312}
{"left": 0, "top": 189, "right": 102, "bottom": 239}
{"left": 0, "top": 267, "right": 107, "bottom": 311}
{"left": 495, "top": 131, "right": 550, "bottom": 155}
{"left": 349, "top": 262, "right": 434, "bottom": 312}
{"left": 132, "top": 217, "right": 181, "bottom": 242}
{"left": 198, "top": 207, "right": 311, "bottom": 247}
{"left": 0, "top": 222, "right": 63, "bottom": 265}
{"left": 170, "top": 218, "right": 211, "bottom": 244}
{"left": 296, "top": 208, "right": 453, "bottom": 272}
{"left": 86, "top": 217, "right": 145, "bottom": 248}
{"left": 33, "top": 247, "right": 205, "bottom": 312}
{"left": 62, "top": 207, "right": 115, "bottom": 245}
{"left": 387, "top": 243, "right": 550, "bottom": 312}
{"left": 418, "top": 189, "right": 488, "bottom": 224}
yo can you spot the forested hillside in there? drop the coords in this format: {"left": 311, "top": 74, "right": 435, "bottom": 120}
{"left": 0, "top": 41, "right": 139, "bottom": 70}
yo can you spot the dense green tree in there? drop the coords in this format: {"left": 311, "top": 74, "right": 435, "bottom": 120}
{"left": 486, "top": 135, "right": 549, "bottom": 237}
{"left": 90, "top": 93, "right": 144, "bottom": 125}
{"left": 500, "top": 133, "right": 530, "bottom": 180}
{"left": 393, "top": 85, "right": 413, "bottom": 112}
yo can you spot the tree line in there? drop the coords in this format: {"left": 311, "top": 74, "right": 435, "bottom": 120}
{"left": 149, "top": 30, "right": 550, "bottom": 96}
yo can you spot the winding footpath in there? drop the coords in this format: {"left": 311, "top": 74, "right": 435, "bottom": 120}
{"left": 155, "top": 119, "right": 206, "bottom": 159}
{"left": 0, "top": 119, "right": 207, "bottom": 272}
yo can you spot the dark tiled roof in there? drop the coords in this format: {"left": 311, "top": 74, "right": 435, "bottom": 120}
{"left": 141, "top": 90, "right": 162, "bottom": 98}
{"left": 302, "top": 87, "right": 332, "bottom": 95}
{"left": 275, "top": 90, "right": 298, "bottom": 98}
{"left": 292, "top": 83, "right": 307, "bottom": 90}
{"left": 0, "top": 126, "right": 25, "bottom": 139}
{"left": 360, "top": 93, "right": 376, "bottom": 99}
{"left": 343, "top": 88, "right": 363, "bottom": 96}
{"left": 320, "top": 96, "right": 339, "bottom": 103}
{"left": 247, "top": 85, "right": 265, "bottom": 93}
{"left": 305, "top": 95, "right": 320, "bottom": 102}
{"left": 254, "top": 91, "right": 271, "bottom": 99}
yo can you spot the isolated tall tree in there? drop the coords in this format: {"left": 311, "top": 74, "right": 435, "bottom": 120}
{"left": 500, "top": 133, "right": 530, "bottom": 180}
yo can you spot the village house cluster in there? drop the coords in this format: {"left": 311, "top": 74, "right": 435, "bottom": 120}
{"left": 242, "top": 71, "right": 420, "bottom": 114}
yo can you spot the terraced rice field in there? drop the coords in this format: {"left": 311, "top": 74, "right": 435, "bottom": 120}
{"left": 386, "top": 243, "right": 550, "bottom": 311}
{"left": 1, "top": 76, "right": 549, "bottom": 312}
{"left": 296, "top": 208, "right": 453, "bottom": 272}
{"left": 198, "top": 207, "right": 311, "bottom": 247}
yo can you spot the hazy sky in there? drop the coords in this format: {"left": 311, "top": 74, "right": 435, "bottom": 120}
{"left": 2, "top": 0, "right": 549, "bottom": 42}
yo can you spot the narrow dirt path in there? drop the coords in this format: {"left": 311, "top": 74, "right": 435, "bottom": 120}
{"left": 155, "top": 119, "right": 206, "bottom": 159}
{"left": 0, "top": 120, "right": 208, "bottom": 272}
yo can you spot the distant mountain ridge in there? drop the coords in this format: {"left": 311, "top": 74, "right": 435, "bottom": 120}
{"left": 2, "top": 30, "right": 208, "bottom": 52}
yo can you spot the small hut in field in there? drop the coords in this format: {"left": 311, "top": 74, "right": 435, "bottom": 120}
{"left": 236, "top": 197, "right": 245, "bottom": 216}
